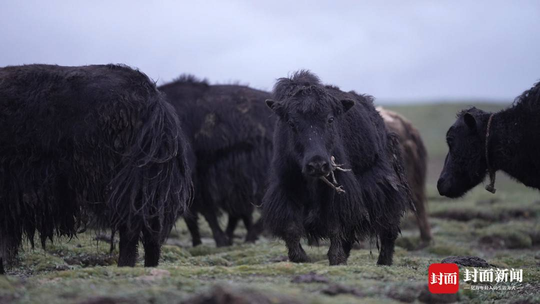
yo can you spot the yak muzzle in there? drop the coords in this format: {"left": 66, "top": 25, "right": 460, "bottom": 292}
{"left": 304, "top": 158, "right": 331, "bottom": 177}
{"left": 437, "top": 176, "right": 461, "bottom": 198}
{"left": 437, "top": 177, "right": 449, "bottom": 196}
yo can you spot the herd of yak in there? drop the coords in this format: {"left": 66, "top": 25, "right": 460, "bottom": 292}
{"left": 1, "top": 64, "right": 539, "bottom": 273}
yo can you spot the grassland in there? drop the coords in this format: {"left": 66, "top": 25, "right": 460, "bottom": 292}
{"left": 1, "top": 103, "right": 539, "bottom": 304}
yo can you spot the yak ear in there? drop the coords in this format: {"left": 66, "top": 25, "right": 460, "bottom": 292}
{"left": 265, "top": 99, "right": 284, "bottom": 116}
{"left": 463, "top": 112, "right": 477, "bottom": 131}
{"left": 341, "top": 99, "right": 355, "bottom": 113}
{"left": 265, "top": 99, "right": 281, "bottom": 112}
{"left": 265, "top": 99, "right": 278, "bottom": 110}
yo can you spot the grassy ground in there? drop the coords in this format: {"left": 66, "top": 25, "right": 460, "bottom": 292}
{"left": 1, "top": 103, "right": 539, "bottom": 304}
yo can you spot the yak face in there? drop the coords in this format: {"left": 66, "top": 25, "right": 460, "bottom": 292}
{"left": 438, "top": 108, "right": 488, "bottom": 198}
{"left": 266, "top": 93, "right": 354, "bottom": 178}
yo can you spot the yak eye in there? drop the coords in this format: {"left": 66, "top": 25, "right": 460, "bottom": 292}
{"left": 447, "top": 137, "right": 454, "bottom": 147}
{"left": 328, "top": 117, "right": 335, "bottom": 124}
{"left": 287, "top": 120, "right": 295, "bottom": 128}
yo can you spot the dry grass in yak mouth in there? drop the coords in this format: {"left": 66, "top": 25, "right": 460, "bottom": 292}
{"left": 319, "top": 156, "right": 351, "bottom": 194}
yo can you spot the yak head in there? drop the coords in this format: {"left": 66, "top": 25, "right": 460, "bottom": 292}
{"left": 438, "top": 107, "right": 490, "bottom": 198}
{"left": 266, "top": 86, "right": 354, "bottom": 179}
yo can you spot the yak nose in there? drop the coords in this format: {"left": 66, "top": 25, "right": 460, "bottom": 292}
{"left": 305, "top": 160, "right": 331, "bottom": 177}
{"left": 437, "top": 177, "right": 448, "bottom": 196}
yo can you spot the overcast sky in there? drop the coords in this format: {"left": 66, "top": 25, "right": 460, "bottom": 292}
{"left": 1, "top": 1, "right": 539, "bottom": 103}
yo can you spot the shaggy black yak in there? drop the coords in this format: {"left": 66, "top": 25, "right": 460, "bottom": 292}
{"left": 0, "top": 64, "right": 192, "bottom": 272}
{"left": 377, "top": 107, "right": 431, "bottom": 245}
{"left": 263, "top": 71, "right": 412, "bottom": 266}
{"left": 438, "top": 81, "right": 540, "bottom": 197}
{"left": 158, "top": 76, "right": 274, "bottom": 247}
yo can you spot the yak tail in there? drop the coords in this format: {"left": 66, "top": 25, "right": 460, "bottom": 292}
{"left": 107, "top": 94, "right": 193, "bottom": 239}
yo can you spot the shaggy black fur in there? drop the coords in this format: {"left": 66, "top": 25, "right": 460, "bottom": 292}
{"left": 378, "top": 108, "right": 431, "bottom": 244}
{"left": 158, "top": 77, "right": 274, "bottom": 247}
{"left": 263, "top": 71, "right": 412, "bottom": 266}
{"left": 0, "top": 64, "right": 192, "bottom": 271}
{"left": 438, "top": 81, "right": 540, "bottom": 197}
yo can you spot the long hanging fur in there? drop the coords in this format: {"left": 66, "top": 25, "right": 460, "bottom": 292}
{"left": 377, "top": 107, "right": 431, "bottom": 243}
{"left": 0, "top": 64, "right": 192, "bottom": 271}
{"left": 263, "top": 71, "right": 412, "bottom": 265}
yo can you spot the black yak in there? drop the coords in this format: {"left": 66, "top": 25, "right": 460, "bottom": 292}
{"left": 263, "top": 71, "right": 411, "bottom": 266}
{"left": 438, "top": 81, "right": 540, "bottom": 197}
{"left": 0, "top": 64, "right": 192, "bottom": 272}
{"left": 377, "top": 107, "right": 431, "bottom": 244}
{"left": 158, "top": 76, "right": 274, "bottom": 247}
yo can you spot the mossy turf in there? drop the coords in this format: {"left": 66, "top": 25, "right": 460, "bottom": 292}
{"left": 1, "top": 103, "right": 539, "bottom": 303}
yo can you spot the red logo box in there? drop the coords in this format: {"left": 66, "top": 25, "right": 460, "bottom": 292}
{"left": 428, "top": 263, "right": 459, "bottom": 294}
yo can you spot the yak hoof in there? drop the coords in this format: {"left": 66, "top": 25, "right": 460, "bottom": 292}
{"left": 329, "top": 260, "right": 348, "bottom": 266}
{"left": 417, "top": 239, "right": 432, "bottom": 250}
{"left": 289, "top": 253, "right": 310, "bottom": 263}
{"left": 144, "top": 261, "right": 159, "bottom": 267}
{"left": 377, "top": 258, "right": 393, "bottom": 266}
{"left": 215, "top": 237, "right": 232, "bottom": 247}
{"left": 245, "top": 233, "right": 259, "bottom": 243}
{"left": 117, "top": 261, "right": 136, "bottom": 267}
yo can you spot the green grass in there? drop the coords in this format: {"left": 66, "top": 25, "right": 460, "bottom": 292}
{"left": 1, "top": 103, "right": 539, "bottom": 303}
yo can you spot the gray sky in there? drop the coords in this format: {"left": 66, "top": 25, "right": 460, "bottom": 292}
{"left": 1, "top": 1, "right": 539, "bottom": 103}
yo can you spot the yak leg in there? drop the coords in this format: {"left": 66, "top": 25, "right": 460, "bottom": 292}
{"left": 245, "top": 218, "right": 263, "bottom": 243}
{"left": 225, "top": 216, "right": 240, "bottom": 241}
{"left": 226, "top": 213, "right": 256, "bottom": 243}
{"left": 0, "top": 258, "right": 4, "bottom": 275}
{"left": 284, "top": 226, "right": 309, "bottom": 263}
{"left": 342, "top": 237, "right": 354, "bottom": 259}
{"left": 142, "top": 222, "right": 161, "bottom": 267}
{"left": 184, "top": 214, "right": 202, "bottom": 247}
{"left": 241, "top": 214, "right": 255, "bottom": 243}
{"left": 377, "top": 228, "right": 398, "bottom": 266}
{"left": 415, "top": 199, "right": 432, "bottom": 245}
{"left": 201, "top": 209, "right": 230, "bottom": 247}
{"left": 118, "top": 225, "right": 140, "bottom": 267}
{"left": 328, "top": 235, "right": 348, "bottom": 266}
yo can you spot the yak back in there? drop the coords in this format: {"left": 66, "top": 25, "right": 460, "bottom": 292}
{"left": 159, "top": 76, "right": 274, "bottom": 157}
{"left": 0, "top": 64, "right": 159, "bottom": 152}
